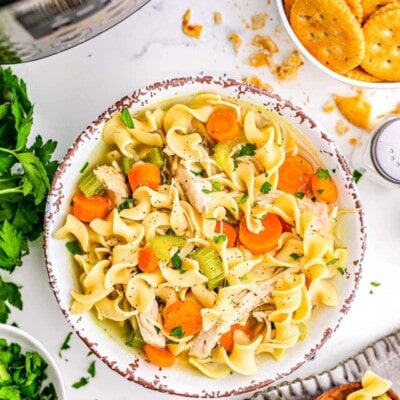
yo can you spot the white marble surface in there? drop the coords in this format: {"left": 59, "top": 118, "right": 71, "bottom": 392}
{"left": 6, "top": 0, "right": 400, "bottom": 399}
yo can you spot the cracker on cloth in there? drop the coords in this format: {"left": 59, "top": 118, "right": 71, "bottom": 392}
{"left": 361, "top": 8, "right": 400, "bottom": 81}
{"left": 290, "top": 0, "right": 365, "bottom": 74}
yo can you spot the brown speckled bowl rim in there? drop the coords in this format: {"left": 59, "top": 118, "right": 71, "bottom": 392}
{"left": 43, "top": 75, "right": 366, "bottom": 398}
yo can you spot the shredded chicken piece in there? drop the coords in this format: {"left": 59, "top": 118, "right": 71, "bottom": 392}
{"left": 137, "top": 300, "right": 165, "bottom": 348}
{"left": 175, "top": 166, "right": 212, "bottom": 214}
{"left": 189, "top": 282, "right": 271, "bottom": 359}
{"left": 93, "top": 165, "right": 130, "bottom": 205}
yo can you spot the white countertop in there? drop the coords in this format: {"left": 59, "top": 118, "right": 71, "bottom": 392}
{"left": 7, "top": 0, "right": 400, "bottom": 399}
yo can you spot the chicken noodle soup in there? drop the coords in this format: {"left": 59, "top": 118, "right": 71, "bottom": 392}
{"left": 54, "top": 93, "right": 347, "bottom": 378}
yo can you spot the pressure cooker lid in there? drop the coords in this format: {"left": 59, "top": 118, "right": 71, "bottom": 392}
{"left": 0, "top": 0, "right": 150, "bottom": 63}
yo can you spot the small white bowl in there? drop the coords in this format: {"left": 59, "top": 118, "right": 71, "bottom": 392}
{"left": 44, "top": 76, "right": 366, "bottom": 397}
{"left": 0, "top": 324, "right": 66, "bottom": 399}
{"left": 275, "top": 0, "right": 400, "bottom": 89}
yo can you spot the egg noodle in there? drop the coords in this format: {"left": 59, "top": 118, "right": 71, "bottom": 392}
{"left": 54, "top": 93, "right": 348, "bottom": 378}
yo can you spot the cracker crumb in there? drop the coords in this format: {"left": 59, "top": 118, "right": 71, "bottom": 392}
{"left": 334, "top": 93, "right": 372, "bottom": 130}
{"left": 323, "top": 100, "right": 336, "bottom": 113}
{"left": 229, "top": 33, "right": 242, "bottom": 54}
{"left": 182, "top": 9, "right": 203, "bottom": 39}
{"left": 251, "top": 35, "right": 279, "bottom": 54}
{"left": 214, "top": 11, "right": 223, "bottom": 24}
{"left": 248, "top": 51, "right": 273, "bottom": 68}
{"left": 275, "top": 50, "right": 303, "bottom": 81}
{"left": 335, "top": 120, "right": 350, "bottom": 135}
{"left": 251, "top": 13, "right": 268, "bottom": 30}
{"left": 242, "top": 76, "right": 274, "bottom": 91}
{"left": 349, "top": 137, "right": 361, "bottom": 146}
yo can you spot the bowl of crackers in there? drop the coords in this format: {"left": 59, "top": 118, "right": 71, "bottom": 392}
{"left": 276, "top": 0, "right": 400, "bottom": 89}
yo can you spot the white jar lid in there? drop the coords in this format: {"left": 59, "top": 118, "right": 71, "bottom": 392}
{"left": 371, "top": 116, "right": 400, "bottom": 184}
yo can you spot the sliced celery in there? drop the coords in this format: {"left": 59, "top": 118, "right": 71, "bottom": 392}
{"left": 150, "top": 235, "right": 186, "bottom": 261}
{"left": 143, "top": 148, "right": 165, "bottom": 168}
{"left": 192, "top": 247, "right": 224, "bottom": 290}
{"left": 78, "top": 170, "right": 104, "bottom": 198}
{"left": 214, "top": 142, "right": 231, "bottom": 169}
{"left": 122, "top": 157, "right": 135, "bottom": 174}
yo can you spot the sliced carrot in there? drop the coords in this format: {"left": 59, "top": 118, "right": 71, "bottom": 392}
{"left": 277, "top": 155, "right": 314, "bottom": 195}
{"left": 72, "top": 193, "right": 112, "bottom": 222}
{"left": 215, "top": 220, "right": 238, "bottom": 248}
{"left": 219, "top": 323, "right": 252, "bottom": 353}
{"left": 128, "top": 162, "right": 161, "bottom": 191}
{"left": 163, "top": 300, "right": 202, "bottom": 337}
{"left": 143, "top": 344, "right": 175, "bottom": 368}
{"left": 138, "top": 247, "right": 159, "bottom": 273}
{"left": 206, "top": 109, "right": 241, "bottom": 143}
{"left": 311, "top": 169, "right": 338, "bottom": 203}
{"left": 239, "top": 213, "right": 282, "bottom": 254}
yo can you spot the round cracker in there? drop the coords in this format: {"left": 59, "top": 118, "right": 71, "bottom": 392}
{"left": 361, "top": 8, "right": 400, "bottom": 81}
{"left": 284, "top": 0, "right": 296, "bottom": 17}
{"left": 366, "top": 0, "right": 400, "bottom": 19}
{"left": 361, "top": 0, "right": 397, "bottom": 22}
{"left": 345, "top": 0, "right": 363, "bottom": 23}
{"left": 290, "top": 0, "right": 365, "bottom": 73}
{"left": 345, "top": 66, "right": 383, "bottom": 81}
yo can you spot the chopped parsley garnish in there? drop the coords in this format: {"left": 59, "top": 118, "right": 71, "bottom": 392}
{"left": 79, "top": 161, "right": 89, "bottom": 173}
{"left": 327, "top": 257, "right": 339, "bottom": 265}
{"left": 337, "top": 267, "right": 345, "bottom": 275}
{"left": 88, "top": 361, "right": 96, "bottom": 378}
{"left": 170, "top": 326, "right": 184, "bottom": 339}
{"left": 202, "top": 189, "right": 212, "bottom": 194}
{"left": 120, "top": 107, "right": 135, "bottom": 129}
{"left": 290, "top": 253, "right": 300, "bottom": 260}
{"left": 190, "top": 169, "right": 203, "bottom": 177}
{"left": 72, "top": 377, "right": 90, "bottom": 389}
{"left": 237, "top": 194, "right": 248, "bottom": 204}
{"left": 370, "top": 281, "right": 381, "bottom": 287}
{"left": 352, "top": 169, "right": 363, "bottom": 183}
{"left": 212, "top": 182, "right": 221, "bottom": 191}
{"left": 260, "top": 181, "right": 272, "bottom": 194}
{"left": 118, "top": 197, "right": 135, "bottom": 211}
{"left": 295, "top": 192, "right": 305, "bottom": 199}
{"left": 316, "top": 169, "right": 331, "bottom": 179}
{"left": 171, "top": 252, "right": 182, "bottom": 270}
{"left": 65, "top": 240, "right": 82, "bottom": 255}
{"left": 59, "top": 331, "right": 73, "bottom": 358}
{"left": 213, "top": 234, "right": 227, "bottom": 244}
{"left": 232, "top": 143, "right": 257, "bottom": 158}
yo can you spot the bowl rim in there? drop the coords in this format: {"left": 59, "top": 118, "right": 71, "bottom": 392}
{"left": 0, "top": 323, "right": 67, "bottom": 400}
{"left": 43, "top": 75, "right": 367, "bottom": 397}
{"left": 274, "top": 0, "right": 400, "bottom": 90}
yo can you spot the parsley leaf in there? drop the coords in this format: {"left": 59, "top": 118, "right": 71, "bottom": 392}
{"left": 352, "top": 169, "right": 363, "bottom": 183}
{"left": 237, "top": 194, "right": 248, "bottom": 204}
{"left": 72, "top": 377, "right": 90, "bottom": 389}
{"left": 170, "top": 326, "right": 184, "bottom": 339}
{"left": 232, "top": 143, "right": 257, "bottom": 158}
{"left": 0, "top": 275, "right": 22, "bottom": 323}
{"left": 171, "top": 252, "right": 182, "bottom": 270}
{"left": 260, "top": 181, "right": 272, "bottom": 194}
{"left": 0, "top": 220, "right": 26, "bottom": 271}
{"left": 59, "top": 331, "right": 73, "bottom": 358}
{"left": 88, "top": 361, "right": 96, "bottom": 378}
{"left": 290, "top": 253, "right": 300, "bottom": 260}
{"left": 213, "top": 234, "right": 227, "bottom": 244}
{"left": 316, "top": 169, "right": 331, "bottom": 179}
{"left": 120, "top": 107, "right": 135, "bottom": 129}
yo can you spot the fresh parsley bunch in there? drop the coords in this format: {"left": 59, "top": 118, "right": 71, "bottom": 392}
{"left": 0, "top": 67, "right": 58, "bottom": 323}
